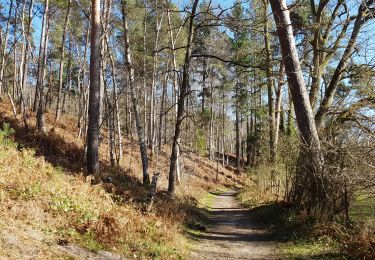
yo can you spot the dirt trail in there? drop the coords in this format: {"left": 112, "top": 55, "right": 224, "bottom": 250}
{"left": 190, "top": 190, "right": 280, "bottom": 260}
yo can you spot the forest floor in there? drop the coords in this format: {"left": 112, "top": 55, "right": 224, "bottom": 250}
{"left": 0, "top": 100, "right": 245, "bottom": 259}
{"left": 189, "top": 189, "right": 280, "bottom": 259}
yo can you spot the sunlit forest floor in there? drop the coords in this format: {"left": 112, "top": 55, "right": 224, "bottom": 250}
{"left": 0, "top": 98, "right": 373, "bottom": 259}
{"left": 0, "top": 99, "right": 245, "bottom": 259}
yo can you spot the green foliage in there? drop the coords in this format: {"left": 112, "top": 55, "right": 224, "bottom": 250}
{"left": 350, "top": 196, "right": 375, "bottom": 221}
{"left": 57, "top": 228, "right": 105, "bottom": 252}
{"left": 9, "top": 181, "right": 42, "bottom": 200}
{"left": 76, "top": 232, "right": 105, "bottom": 252}
{"left": 0, "top": 123, "right": 16, "bottom": 146}
{"left": 194, "top": 128, "right": 207, "bottom": 156}
{"left": 197, "top": 109, "right": 211, "bottom": 122}
{"left": 50, "top": 194, "right": 79, "bottom": 212}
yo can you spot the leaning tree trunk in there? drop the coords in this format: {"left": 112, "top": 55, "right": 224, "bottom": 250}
{"left": 86, "top": 0, "right": 101, "bottom": 175}
{"left": 270, "top": 0, "right": 329, "bottom": 215}
{"left": 168, "top": 0, "right": 199, "bottom": 194}
{"left": 122, "top": 0, "right": 150, "bottom": 185}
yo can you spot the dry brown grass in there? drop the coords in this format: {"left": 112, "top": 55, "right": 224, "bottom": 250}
{"left": 0, "top": 99, "right": 244, "bottom": 258}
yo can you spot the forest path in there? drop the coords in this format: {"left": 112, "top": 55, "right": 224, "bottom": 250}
{"left": 190, "top": 189, "right": 280, "bottom": 259}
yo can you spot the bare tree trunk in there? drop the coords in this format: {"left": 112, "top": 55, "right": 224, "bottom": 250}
{"left": 36, "top": 0, "right": 50, "bottom": 133}
{"left": 13, "top": 0, "right": 20, "bottom": 101}
{"left": 86, "top": 0, "right": 101, "bottom": 175}
{"left": 19, "top": 0, "right": 33, "bottom": 129}
{"left": 167, "top": 7, "right": 181, "bottom": 184}
{"left": 122, "top": 0, "right": 150, "bottom": 185}
{"left": 0, "top": 0, "right": 13, "bottom": 95}
{"left": 235, "top": 82, "right": 241, "bottom": 172}
{"left": 78, "top": 25, "right": 90, "bottom": 139}
{"left": 149, "top": 4, "right": 164, "bottom": 155}
{"left": 168, "top": 0, "right": 199, "bottom": 194}
{"left": 158, "top": 68, "right": 168, "bottom": 149}
{"left": 263, "top": 0, "right": 276, "bottom": 164}
{"left": 107, "top": 43, "right": 123, "bottom": 163}
{"left": 142, "top": 3, "right": 148, "bottom": 145}
{"left": 270, "top": 0, "right": 320, "bottom": 148}
{"left": 286, "top": 88, "right": 293, "bottom": 136}
{"left": 270, "top": 0, "right": 325, "bottom": 212}
{"left": 208, "top": 81, "right": 214, "bottom": 160}
{"left": 222, "top": 90, "right": 225, "bottom": 166}
{"left": 274, "top": 63, "right": 285, "bottom": 153}
{"left": 56, "top": 0, "right": 72, "bottom": 120}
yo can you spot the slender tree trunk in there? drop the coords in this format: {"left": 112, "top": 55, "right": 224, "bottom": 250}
{"left": 107, "top": 43, "right": 123, "bottom": 163}
{"left": 235, "top": 82, "right": 241, "bottom": 172}
{"left": 19, "top": 0, "right": 33, "bottom": 129}
{"left": 36, "top": 0, "right": 50, "bottom": 133}
{"left": 208, "top": 81, "right": 214, "bottom": 160}
{"left": 142, "top": 3, "right": 148, "bottom": 144}
{"left": 168, "top": 0, "right": 199, "bottom": 194}
{"left": 0, "top": 0, "right": 13, "bottom": 95}
{"left": 122, "top": 0, "right": 150, "bottom": 185}
{"left": 158, "top": 68, "right": 168, "bottom": 149}
{"left": 149, "top": 4, "right": 164, "bottom": 154}
{"left": 274, "top": 63, "right": 285, "bottom": 153}
{"left": 13, "top": 0, "right": 19, "bottom": 101}
{"left": 86, "top": 0, "right": 101, "bottom": 175}
{"left": 167, "top": 7, "right": 181, "bottom": 184}
{"left": 286, "top": 89, "right": 293, "bottom": 136}
{"left": 56, "top": 0, "right": 72, "bottom": 120}
{"left": 78, "top": 25, "right": 90, "bottom": 139}
{"left": 263, "top": 0, "right": 276, "bottom": 164}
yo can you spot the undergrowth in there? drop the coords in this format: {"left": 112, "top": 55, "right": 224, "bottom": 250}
{"left": 0, "top": 126, "right": 185, "bottom": 258}
{"left": 238, "top": 167, "right": 375, "bottom": 260}
{"left": 0, "top": 101, "right": 244, "bottom": 258}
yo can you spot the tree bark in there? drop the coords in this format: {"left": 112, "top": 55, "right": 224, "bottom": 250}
{"left": 270, "top": 0, "right": 326, "bottom": 212}
{"left": 270, "top": 0, "right": 320, "bottom": 149}
{"left": 36, "top": 0, "right": 50, "bottom": 133}
{"left": 167, "top": 7, "right": 181, "bottom": 184}
{"left": 86, "top": 0, "right": 101, "bottom": 174}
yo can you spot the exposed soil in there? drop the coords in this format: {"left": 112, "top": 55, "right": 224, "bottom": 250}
{"left": 190, "top": 190, "right": 280, "bottom": 259}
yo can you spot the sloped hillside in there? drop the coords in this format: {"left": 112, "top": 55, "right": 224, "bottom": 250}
{"left": 0, "top": 100, "right": 243, "bottom": 259}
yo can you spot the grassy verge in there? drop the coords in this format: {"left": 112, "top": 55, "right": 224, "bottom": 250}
{"left": 350, "top": 195, "right": 375, "bottom": 222}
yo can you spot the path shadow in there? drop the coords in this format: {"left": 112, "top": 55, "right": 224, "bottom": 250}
{"left": 187, "top": 192, "right": 276, "bottom": 244}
